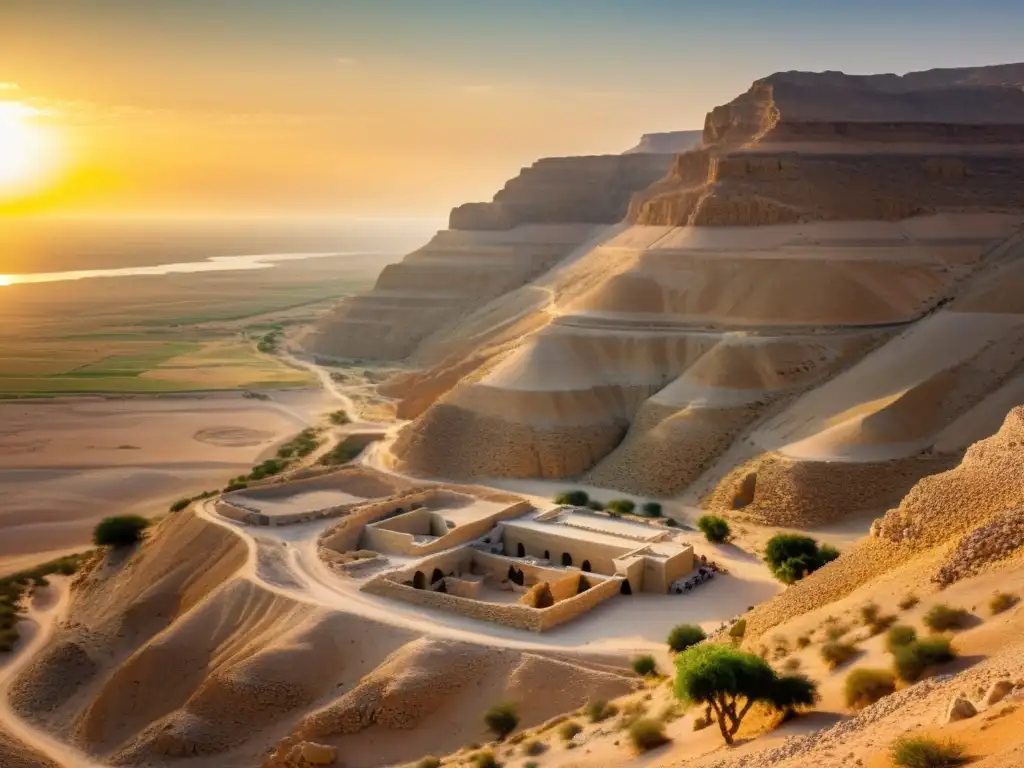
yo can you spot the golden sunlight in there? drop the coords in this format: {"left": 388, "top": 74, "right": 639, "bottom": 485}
{"left": 0, "top": 101, "right": 57, "bottom": 199}
{"left": 0, "top": 276, "right": 12, "bottom": 287}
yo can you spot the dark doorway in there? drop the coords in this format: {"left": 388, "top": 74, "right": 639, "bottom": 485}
{"left": 508, "top": 565, "right": 517, "bottom": 581}
{"left": 431, "top": 568, "right": 444, "bottom": 584}
{"left": 544, "top": 550, "right": 550, "bottom": 560}
{"left": 620, "top": 579, "right": 632, "bottom": 595}
{"left": 517, "top": 542, "right": 526, "bottom": 558}
{"left": 413, "top": 571, "right": 426, "bottom": 590}
{"left": 562, "top": 552, "right": 573, "bottom": 567}
{"left": 581, "top": 560, "right": 592, "bottom": 572}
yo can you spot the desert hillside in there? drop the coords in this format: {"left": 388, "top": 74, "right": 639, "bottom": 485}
{"left": 320, "top": 64, "right": 1024, "bottom": 534}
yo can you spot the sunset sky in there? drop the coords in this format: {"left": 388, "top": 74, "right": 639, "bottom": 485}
{"left": 2, "top": 0, "right": 1023, "bottom": 217}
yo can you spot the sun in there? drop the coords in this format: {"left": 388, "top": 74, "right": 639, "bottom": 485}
{"left": 0, "top": 101, "right": 56, "bottom": 198}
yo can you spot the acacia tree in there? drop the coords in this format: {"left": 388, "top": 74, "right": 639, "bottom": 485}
{"left": 674, "top": 644, "right": 818, "bottom": 744}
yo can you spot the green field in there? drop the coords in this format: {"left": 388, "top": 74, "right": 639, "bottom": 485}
{"left": 0, "top": 254, "right": 387, "bottom": 396}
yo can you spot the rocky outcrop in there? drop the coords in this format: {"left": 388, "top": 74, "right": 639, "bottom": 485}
{"left": 624, "top": 130, "right": 702, "bottom": 154}
{"left": 449, "top": 154, "right": 673, "bottom": 231}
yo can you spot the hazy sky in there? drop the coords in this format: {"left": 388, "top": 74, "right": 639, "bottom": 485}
{"left": 2, "top": 0, "right": 1023, "bottom": 216}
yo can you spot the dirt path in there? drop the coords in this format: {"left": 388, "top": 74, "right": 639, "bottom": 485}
{"left": 0, "top": 580, "right": 104, "bottom": 768}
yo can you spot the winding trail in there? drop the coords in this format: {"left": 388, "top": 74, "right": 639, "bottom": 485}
{"left": 0, "top": 581, "right": 105, "bottom": 768}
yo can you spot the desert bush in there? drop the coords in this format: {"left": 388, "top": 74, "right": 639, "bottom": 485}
{"left": 521, "top": 582, "right": 554, "bottom": 609}
{"left": 586, "top": 699, "right": 618, "bottom": 723}
{"left": 923, "top": 604, "right": 972, "bottom": 632}
{"left": 886, "top": 624, "right": 918, "bottom": 652}
{"left": 844, "top": 668, "right": 896, "bottom": 710}
{"left": 641, "top": 502, "right": 663, "bottom": 517}
{"left": 484, "top": 701, "right": 519, "bottom": 741}
{"left": 606, "top": 499, "right": 636, "bottom": 515}
{"left": 554, "top": 490, "right": 589, "bottom": 506}
{"left": 586, "top": 500, "right": 605, "bottom": 511}
{"left": 891, "top": 736, "right": 966, "bottom": 767}
{"left": 667, "top": 623, "right": 706, "bottom": 653}
{"left": 415, "top": 759, "right": 442, "bottom": 768}
{"left": 665, "top": 518, "right": 679, "bottom": 528}
{"left": 697, "top": 515, "right": 731, "bottom": 543}
{"left": 632, "top": 654, "right": 657, "bottom": 677}
{"left": 618, "top": 698, "right": 649, "bottom": 728}
{"left": 522, "top": 740, "right": 546, "bottom": 756}
{"left": 860, "top": 602, "right": 880, "bottom": 626}
{"left": 869, "top": 613, "right": 898, "bottom": 635}
{"left": 629, "top": 718, "right": 670, "bottom": 752}
{"left": 899, "top": 593, "right": 920, "bottom": 610}
{"left": 989, "top": 591, "right": 1018, "bottom": 615}
{"left": 93, "top": 515, "right": 150, "bottom": 547}
{"left": 674, "top": 644, "right": 818, "bottom": 744}
{"left": 692, "top": 709, "right": 713, "bottom": 731}
{"left": 893, "top": 636, "right": 956, "bottom": 683}
{"left": 820, "top": 641, "right": 858, "bottom": 669}
{"left": 783, "top": 657, "right": 802, "bottom": 672}
{"left": 169, "top": 498, "right": 191, "bottom": 513}
{"left": 728, "top": 619, "right": 747, "bottom": 642}
{"left": 472, "top": 750, "right": 498, "bottom": 768}
{"left": 796, "top": 634, "right": 811, "bottom": 649}
{"left": 329, "top": 409, "right": 351, "bottom": 425}
{"left": 824, "top": 622, "right": 849, "bottom": 642}
{"left": 763, "top": 534, "right": 839, "bottom": 583}
{"left": 558, "top": 721, "right": 583, "bottom": 742}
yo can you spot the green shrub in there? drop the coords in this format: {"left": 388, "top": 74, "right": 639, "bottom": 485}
{"left": 697, "top": 515, "right": 731, "bottom": 543}
{"left": 820, "top": 641, "right": 858, "bottom": 669}
{"left": 893, "top": 636, "right": 956, "bottom": 683}
{"left": 728, "top": 619, "right": 747, "bottom": 641}
{"left": 471, "top": 750, "right": 498, "bottom": 768}
{"left": 664, "top": 518, "right": 679, "bottom": 528}
{"left": 606, "top": 499, "right": 636, "bottom": 515}
{"left": 629, "top": 718, "right": 670, "bottom": 752}
{"left": 632, "top": 654, "right": 657, "bottom": 677}
{"left": 586, "top": 500, "right": 605, "bottom": 511}
{"left": 886, "top": 624, "right": 918, "bottom": 652}
{"left": 169, "top": 498, "right": 191, "bottom": 513}
{"left": 899, "top": 593, "right": 920, "bottom": 610}
{"left": 844, "top": 668, "right": 896, "bottom": 709}
{"left": 667, "top": 623, "right": 706, "bottom": 653}
{"left": 641, "top": 502, "right": 663, "bottom": 517}
{"left": 329, "top": 409, "right": 351, "bottom": 425}
{"left": 763, "top": 534, "right": 838, "bottom": 583}
{"left": 923, "top": 604, "right": 972, "bottom": 632}
{"left": 558, "top": 720, "right": 583, "bottom": 741}
{"left": 989, "top": 591, "right": 1018, "bottom": 615}
{"left": 484, "top": 701, "right": 519, "bottom": 740}
{"left": 93, "top": 516, "right": 150, "bottom": 547}
{"left": 891, "top": 735, "right": 966, "bottom": 767}
{"left": 415, "top": 759, "right": 442, "bottom": 768}
{"left": 586, "top": 699, "right": 618, "bottom": 723}
{"left": 824, "top": 622, "right": 849, "bottom": 642}
{"left": 554, "top": 490, "right": 589, "bottom": 506}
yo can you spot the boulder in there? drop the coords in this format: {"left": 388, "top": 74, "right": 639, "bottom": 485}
{"left": 942, "top": 695, "right": 978, "bottom": 723}
{"left": 981, "top": 680, "right": 1015, "bottom": 708}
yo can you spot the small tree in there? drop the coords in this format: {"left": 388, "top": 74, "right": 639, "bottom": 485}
{"left": 484, "top": 701, "right": 519, "bottom": 741}
{"left": 93, "top": 516, "right": 150, "bottom": 547}
{"left": 697, "top": 515, "right": 731, "bottom": 543}
{"left": 667, "top": 623, "right": 706, "bottom": 653}
{"left": 606, "top": 499, "right": 636, "bottom": 515}
{"left": 554, "top": 490, "right": 589, "bottom": 506}
{"left": 641, "top": 502, "right": 663, "bottom": 518}
{"left": 632, "top": 654, "right": 657, "bottom": 676}
{"left": 763, "top": 534, "right": 838, "bottom": 584}
{"left": 674, "top": 644, "right": 818, "bottom": 744}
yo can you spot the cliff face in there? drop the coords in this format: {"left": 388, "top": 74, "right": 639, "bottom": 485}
{"left": 302, "top": 150, "right": 674, "bottom": 361}
{"left": 624, "top": 130, "right": 703, "bottom": 154}
{"left": 448, "top": 154, "right": 672, "bottom": 230}
{"left": 385, "top": 63, "right": 1024, "bottom": 522}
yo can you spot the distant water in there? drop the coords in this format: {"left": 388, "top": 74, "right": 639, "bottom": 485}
{"left": 0, "top": 251, "right": 384, "bottom": 286}
{"left": 0, "top": 215, "right": 444, "bottom": 284}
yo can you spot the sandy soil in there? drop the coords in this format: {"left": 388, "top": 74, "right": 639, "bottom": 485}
{"left": 0, "top": 390, "right": 331, "bottom": 575}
